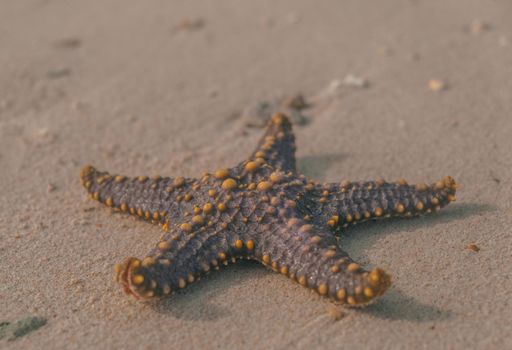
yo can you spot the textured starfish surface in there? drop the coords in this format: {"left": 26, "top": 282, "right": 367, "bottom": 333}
{"left": 80, "top": 113, "right": 458, "bottom": 306}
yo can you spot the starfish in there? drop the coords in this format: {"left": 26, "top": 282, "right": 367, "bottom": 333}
{"left": 80, "top": 113, "right": 457, "bottom": 306}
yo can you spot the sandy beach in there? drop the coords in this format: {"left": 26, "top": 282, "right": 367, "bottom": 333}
{"left": 1, "top": 0, "right": 511, "bottom": 349}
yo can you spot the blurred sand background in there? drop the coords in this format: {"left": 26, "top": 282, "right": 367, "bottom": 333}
{"left": 1, "top": 0, "right": 511, "bottom": 349}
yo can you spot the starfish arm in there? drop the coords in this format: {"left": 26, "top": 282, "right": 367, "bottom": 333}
{"left": 115, "top": 222, "right": 254, "bottom": 299}
{"left": 248, "top": 113, "right": 297, "bottom": 174}
{"left": 80, "top": 165, "right": 197, "bottom": 226}
{"left": 318, "top": 176, "right": 458, "bottom": 230}
{"left": 254, "top": 218, "right": 391, "bottom": 305}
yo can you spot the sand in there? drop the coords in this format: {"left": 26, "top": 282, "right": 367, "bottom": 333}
{"left": 1, "top": 0, "right": 511, "bottom": 349}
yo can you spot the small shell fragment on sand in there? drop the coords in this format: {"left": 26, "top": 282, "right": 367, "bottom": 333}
{"left": 342, "top": 74, "right": 369, "bottom": 88}
{"left": 470, "top": 19, "right": 490, "bottom": 35}
{"left": 175, "top": 18, "right": 205, "bottom": 31}
{"left": 47, "top": 183, "right": 57, "bottom": 193}
{"left": 467, "top": 243, "right": 480, "bottom": 252}
{"left": 320, "top": 75, "right": 369, "bottom": 97}
{"left": 428, "top": 79, "right": 446, "bottom": 92}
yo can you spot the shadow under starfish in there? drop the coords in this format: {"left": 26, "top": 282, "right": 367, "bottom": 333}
{"left": 362, "top": 288, "right": 453, "bottom": 322}
{"left": 80, "top": 113, "right": 458, "bottom": 306}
